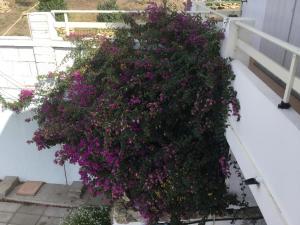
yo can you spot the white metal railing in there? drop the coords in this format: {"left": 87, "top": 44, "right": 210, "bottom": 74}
{"left": 232, "top": 21, "right": 300, "bottom": 108}
{"left": 187, "top": 9, "right": 228, "bottom": 19}
{"left": 48, "top": 9, "right": 300, "bottom": 108}
{"left": 51, "top": 10, "right": 144, "bottom": 36}
{"left": 187, "top": 3, "right": 230, "bottom": 29}
{"left": 51, "top": 9, "right": 229, "bottom": 36}
{"left": 0, "top": 38, "right": 73, "bottom": 48}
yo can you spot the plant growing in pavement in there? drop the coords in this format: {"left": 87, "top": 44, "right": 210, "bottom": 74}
{"left": 4, "top": 4, "right": 242, "bottom": 225}
{"left": 61, "top": 207, "right": 111, "bottom": 225}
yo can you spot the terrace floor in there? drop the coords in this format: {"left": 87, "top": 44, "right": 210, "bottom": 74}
{"left": 0, "top": 202, "right": 70, "bottom": 225}
{"left": 0, "top": 180, "right": 110, "bottom": 225}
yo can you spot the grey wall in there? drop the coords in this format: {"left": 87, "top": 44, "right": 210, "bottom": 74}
{"left": 283, "top": 0, "right": 300, "bottom": 72}
{"left": 259, "top": 0, "right": 300, "bottom": 76}
{"left": 241, "top": 0, "right": 268, "bottom": 49}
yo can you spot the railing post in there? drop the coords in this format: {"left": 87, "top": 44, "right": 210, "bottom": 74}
{"left": 278, "top": 54, "right": 299, "bottom": 109}
{"left": 221, "top": 19, "right": 239, "bottom": 59}
{"left": 64, "top": 13, "right": 70, "bottom": 36}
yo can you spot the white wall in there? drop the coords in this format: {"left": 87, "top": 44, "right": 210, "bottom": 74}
{"left": 0, "top": 39, "right": 37, "bottom": 90}
{"left": 227, "top": 60, "right": 300, "bottom": 225}
{"left": 0, "top": 12, "right": 73, "bottom": 84}
{"left": 0, "top": 38, "right": 73, "bottom": 87}
{"left": 0, "top": 13, "right": 76, "bottom": 184}
{"left": 0, "top": 109, "right": 80, "bottom": 184}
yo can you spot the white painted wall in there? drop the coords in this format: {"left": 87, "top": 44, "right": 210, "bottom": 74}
{"left": 0, "top": 38, "right": 73, "bottom": 87}
{"left": 0, "top": 109, "right": 80, "bottom": 184}
{"left": 227, "top": 60, "right": 300, "bottom": 225}
{"left": 0, "top": 13, "right": 76, "bottom": 184}
{"left": 0, "top": 12, "right": 73, "bottom": 85}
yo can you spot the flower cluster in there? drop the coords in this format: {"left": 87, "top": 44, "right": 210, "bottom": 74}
{"left": 0, "top": 89, "right": 34, "bottom": 113}
{"left": 29, "top": 5, "right": 240, "bottom": 225}
{"left": 19, "top": 89, "right": 34, "bottom": 102}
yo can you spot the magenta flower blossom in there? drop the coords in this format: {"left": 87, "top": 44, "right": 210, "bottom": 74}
{"left": 19, "top": 89, "right": 34, "bottom": 102}
{"left": 219, "top": 156, "right": 230, "bottom": 176}
{"left": 67, "top": 71, "right": 96, "bottom": 107}
{"left": 129, "top": 96, "right": 141, "bottom": 105}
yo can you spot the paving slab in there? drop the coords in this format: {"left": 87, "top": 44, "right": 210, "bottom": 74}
{"left": 9, "top": 213, "right": 40, "bottom": 225}
{"left": 3, "top": 183, "right": 107, "bottom": 208}
{"left": 17, "top": 204, "right": 47, "bottom": 215}
{"left": 68, "top": 181, "right": 83, "bottom": 199}
{"left": 5, "top": 184, "right": 85, "bottom": 207}
{"left": 17, "top": 181, "right": 44, "bottom": 196}
{"left": 0, "top": 202, "right": 21, "bottom": 212}
{"left": 43, "top": 206, "right": 71, "bottom": 218}
{"left": 37, "top": 216, "right": 62, "bottom": 225}
{"left": 0, "top": 202, "right": 73, "bottom": 224}
{"left": 0, "top": 177, "right": 19, "bottom": 199}
{"left": 0, "top": 212, "right": 13, "bottom": 223}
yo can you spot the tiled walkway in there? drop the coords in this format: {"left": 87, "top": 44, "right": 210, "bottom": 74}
{"left": 0, "top": 202, "right": 71, "bottom": 225}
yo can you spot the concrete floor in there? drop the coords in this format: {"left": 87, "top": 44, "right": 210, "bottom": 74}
{"left": 0, "top": 202, "right": 71, "bottom": 225}
{"left": 3, "top": 183, "right": 106, "bottom": 208}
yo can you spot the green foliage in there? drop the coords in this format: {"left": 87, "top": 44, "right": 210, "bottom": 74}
{"left": 61, "top": 207, "right": 111, "bottom": 225}
{"left": 63, "top": 34, "right": 102, "bottom": 71}
{"left": 38, "top": 0, "right": 66, "bottom": 11}
{"left": 15, "top": 0, "right": 35, "bottom": 6}
{"left": 96, "top": 0, "right": 123, "bottom": 22}
{"left": 38, "top": 0, "right": 66, "bottom": 21}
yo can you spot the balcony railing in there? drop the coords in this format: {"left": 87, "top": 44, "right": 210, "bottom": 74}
{"left": 48, "top": 7, "right": 300, "bottom": 110}
{"left": 229, "top": 20, "right": 300, "bottom": 109}
{"left": 235, "top": 21, "right": 300, "bottom": 108}
{"left": 50, "top": 9, "right": 229, "bottom": 36}
{"left": 51, "top": 10, "right": 144, "bottom": 36}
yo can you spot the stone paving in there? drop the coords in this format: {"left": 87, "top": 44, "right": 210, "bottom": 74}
{"left": 0, "top": 202, "right": 72, "bottom": 225}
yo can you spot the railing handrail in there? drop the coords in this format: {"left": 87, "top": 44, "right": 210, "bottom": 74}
{"left": 51, "top": 10, "right": 144, "bottom": 14}
{"left": 186, "top": 10, "right": 228, "bottom": 19}
{"left": 233, "top": 20, "right": 300, "bottom": 107}
{"left": 51, "top": 9, "right": 227, "bottom": 19}
{"left": 50, "top": 9, "right": 228, "bottom": 36}
{"left": 0, "top": 39, "right": 73, "bottom": 48}
{"left": 235, "top": 21, "right": 300, "bottom": 57}
{"left": 188, "top": 2, "right": 229, "bottom": 19}
{"left": 51, "top": 7, "right": 229, "bottom": 17}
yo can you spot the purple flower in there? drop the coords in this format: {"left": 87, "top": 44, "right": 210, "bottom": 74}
{"left": 129, "top": 96, "right": 141, "bottom": 105}
{"left": 112, "top": 184, "right": 124, "bottom": 198}
{"left": 68, "top": 71, "right": 96, "bottom": 107}
{"left": 145, "top": 72, "right": 155, "bottom": 80}
{"left": 19, "top": 89, "right": 34, "bottom": 102}
{"left": 219, "top": 156, "right": 229, "bottom": 176}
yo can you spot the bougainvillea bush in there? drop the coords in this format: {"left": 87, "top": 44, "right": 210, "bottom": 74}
{"left": 26, "top": 4, "right": 241, "bottom": 225}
